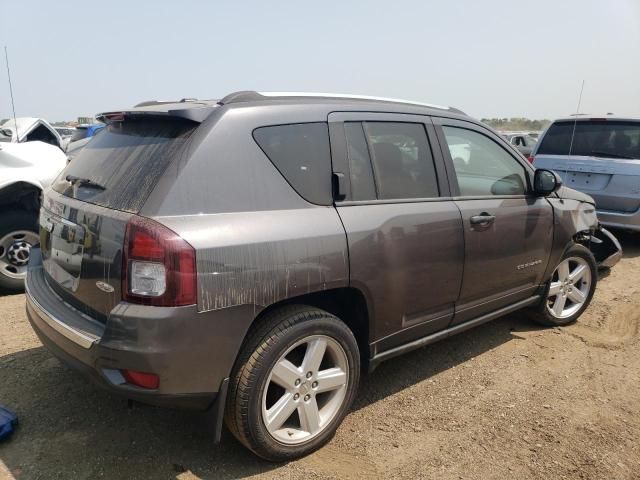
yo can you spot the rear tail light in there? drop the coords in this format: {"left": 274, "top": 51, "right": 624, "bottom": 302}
{"left": 123, "top": 216, "right": 196, "bottom": 306}
{"left": 121, "top": 369, "right": 160, "bottom": 389}
{"left": 527, "top": 154, "right": 535, "bottom": 164}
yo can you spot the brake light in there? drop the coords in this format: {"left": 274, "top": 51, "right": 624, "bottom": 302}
{"left": 123, "top": 216, "right": 196, "bottom": 306}
{"left": 121, "top": 369, "right": 160, "bottom": 389}
{"left": 103, "top": 112, "right": 125, "bottom": 122}
{"left": 527, "top": 155, "right": 535, "bottom": 164}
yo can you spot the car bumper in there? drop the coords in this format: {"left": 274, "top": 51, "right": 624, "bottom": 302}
{"left": 25, "top": 249, "right": 253, "bottom": 418}
{"left": 590, "top": 227, "right": 623, "bottom": 269}
{"left": 596, "top": 209, "right": 640, "bottom": 232}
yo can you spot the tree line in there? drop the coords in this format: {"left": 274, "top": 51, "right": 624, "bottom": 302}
{"left": 481, "top": 118, "right": 551, "bottom": 131}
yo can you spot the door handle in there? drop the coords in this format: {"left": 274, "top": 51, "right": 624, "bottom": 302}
{"left": 332, "top": 172, "right": 347, "bottom": 201}
{"left": 470, "top": 213, "right": 496, "bottom": 226}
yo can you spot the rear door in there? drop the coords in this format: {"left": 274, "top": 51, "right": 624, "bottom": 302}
{"left": 433, "top": 117, "right": 553, "bottom": 324}
{"left": 328, "top": 112, "right": 464, "bottom": 353}
{"left": 534, "top": 119, "right": 640, "bottom": 214}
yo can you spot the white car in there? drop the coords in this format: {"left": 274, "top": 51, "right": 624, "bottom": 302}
{"left": 0, "top": 118, "right": 67, "bottom": 289}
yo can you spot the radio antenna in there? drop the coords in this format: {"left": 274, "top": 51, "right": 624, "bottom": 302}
{"left": 568, "top": 79, "right": 585, "bottom": 155}
{"left": 4, "top": 46, "right": 19, "bottom": 139}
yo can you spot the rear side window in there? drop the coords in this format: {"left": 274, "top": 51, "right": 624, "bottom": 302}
{"left": 538, "top": 120, "right": 640, "bottom": 159}
{"left": 253, "top": 123, "right": 332, "bottom": 205}
{"left": 363, "top": 122, "right": 439, "bottom": 200}
{"left": 53, "top": 118, "right": 198, "bottom": 212}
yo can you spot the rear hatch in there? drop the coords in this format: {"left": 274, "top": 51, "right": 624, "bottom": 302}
{"left": 40, "top": 117, "right": 199, "bottom": 322}
{"left": 534, "top": 119, "right": 640, "bottom": 213}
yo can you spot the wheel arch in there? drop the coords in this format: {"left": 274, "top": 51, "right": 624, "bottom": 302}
{"left": 243, "top": 287, "right": 371, "bottom": 369}
{"left": 0, "top": 180, "right": 43, "bottom": 211}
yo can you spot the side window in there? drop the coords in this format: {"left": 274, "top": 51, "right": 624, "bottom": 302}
{"left": 253, "top": 122, "right": 332, "bottom": 205}
{"left": 344, "top": 122, "right": 376, "bottom": 201}
{"left": 442, "top": 126, "right": 528, "bottom": 197}
{"left": 363, "top": 122, "right": 439, "bottom": 200}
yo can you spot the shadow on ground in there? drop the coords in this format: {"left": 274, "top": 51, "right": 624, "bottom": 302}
{"left": 0, "top": 288, "right": 22, "bottom": 299}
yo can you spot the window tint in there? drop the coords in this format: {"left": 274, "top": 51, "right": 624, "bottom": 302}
{"left": 537, "top": 120, "right": 640, "bottom": 160}
{"left": 253, "top": 123, "right": 332, "bottom": 205}
{"left": 363, "top": 122, "right": 439, "bottom": 200}
{"left": 53, "top": 118, "right": 198, "bottom": 212}
{"left": 442, "top": 126, "right": 528, "bottom": 196}
{"left": 344, "top": 122, "right": 376, "bottom": 200}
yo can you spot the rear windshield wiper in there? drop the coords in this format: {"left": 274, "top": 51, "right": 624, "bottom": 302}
{"left": 65, "top": 174, "right": 106, "bottom": 190}
{"left": 589, "top": 151, "right": 637, "bottom": 160}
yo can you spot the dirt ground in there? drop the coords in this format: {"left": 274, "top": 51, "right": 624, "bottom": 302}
{"left": 1, "top": 233, "right": 639, "bottom": 480}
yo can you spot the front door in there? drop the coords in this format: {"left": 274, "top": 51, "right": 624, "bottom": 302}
{"left": 328, "top": 112, "right": 465, "bottom": 353}
{"left": 434, "top": 118, "right": 554, "bottom": 325}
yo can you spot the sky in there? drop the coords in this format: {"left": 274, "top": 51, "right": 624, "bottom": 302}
{"left": 1, "top": 0, "right": 639, "bottom": 122}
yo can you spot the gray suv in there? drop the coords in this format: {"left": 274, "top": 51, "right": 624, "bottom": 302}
{"left": 25, "top": 92, "right": 621, "bottom": 461}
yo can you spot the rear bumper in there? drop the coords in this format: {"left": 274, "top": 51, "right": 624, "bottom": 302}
{"left": 596, "top": 209, "right": 640, "bottom": 232}
{"left": 25, "top": 249, "right": 253, "bottom": 416}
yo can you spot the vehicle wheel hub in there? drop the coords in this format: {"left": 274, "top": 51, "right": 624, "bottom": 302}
{"left": 0, "top": 230, "right": 39, "bottom": 279}
{"left": 7, "top": 241, "right": 32, "bottom": 267}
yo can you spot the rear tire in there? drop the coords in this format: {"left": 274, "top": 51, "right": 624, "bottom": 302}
{"left": 528, "top": 244, "right": 597, "bottom": 326}
{"left": 0, "top": 210, "right": 39, "bottom": 291}
{"left": 225, "top": 305, "right": 360, "bottom": 462}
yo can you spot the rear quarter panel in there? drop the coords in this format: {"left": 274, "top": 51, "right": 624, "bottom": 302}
{"left": 157, "top": 208, "right": 349, "bottom": 313}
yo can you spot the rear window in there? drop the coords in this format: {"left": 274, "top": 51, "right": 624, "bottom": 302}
{"left": 253, "top": 122, "right": 332, "bottom": 205}
{"left": 53, "top": 118, "right": 197, "bottom": 212}
{"left": 537, "top": 120, "right": 640, "bottom": 159}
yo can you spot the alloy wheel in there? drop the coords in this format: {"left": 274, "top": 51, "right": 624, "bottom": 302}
{"left": 261, "top": 334, "right": 349, "bottom": 445}
{"left": 546, "top": 256, "right": 592, "bottom": 319}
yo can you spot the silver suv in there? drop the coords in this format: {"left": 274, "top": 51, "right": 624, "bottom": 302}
{"left": 533, "top": 116, "right": 640, "bottom": 231}
{"left": 25, "top": 92, "right": 621, "bottom": 461}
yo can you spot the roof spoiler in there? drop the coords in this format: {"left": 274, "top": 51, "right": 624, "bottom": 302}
{"left": 96, "top": 108, "right": 214, "bottom": 124}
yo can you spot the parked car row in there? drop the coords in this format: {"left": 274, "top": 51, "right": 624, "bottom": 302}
{"left": 532, "top": 116, "right": 640, "bottom": 232}
{"left": 21, "top": 92, "right": 622, "bottom": 461}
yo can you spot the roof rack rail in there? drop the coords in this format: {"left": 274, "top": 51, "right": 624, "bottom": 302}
{"left": 217, "top": 91, "right": 265, "bottom": 105}
{"left": 217, "top": 90, "right": 464, "bottom": 114}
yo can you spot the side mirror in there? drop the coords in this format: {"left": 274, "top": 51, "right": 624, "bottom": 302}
{"left": 534, "top": 169, "right": 562, "bottom": 196}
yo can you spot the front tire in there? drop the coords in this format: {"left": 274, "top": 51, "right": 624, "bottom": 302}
{"left": 225, "top": 305, "right": 360, "bottom": 462}
{"left": 0, "top": 210, "right": 39, "bottom": 291}
{"left": 529, "top": 244, "right": 597, "bottom": 326}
